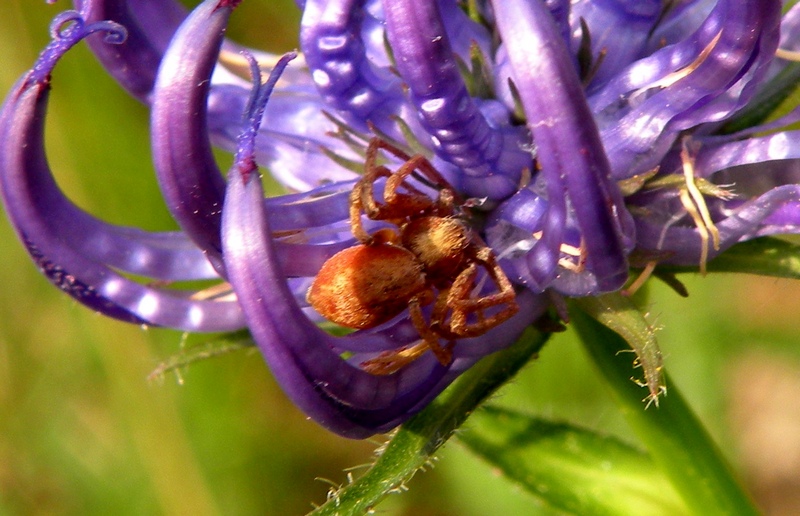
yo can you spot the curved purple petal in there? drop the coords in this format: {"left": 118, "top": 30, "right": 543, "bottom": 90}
{"left": 779, "top": 3, "right": 800, "bottom": 56}
{"left": 299, "top": 0, "right": 406, "bottom": 133}
{"left": 694, "top": 130, "right": 800, "bottom": 177}
{"left": 591, "top": 0, "right": 781, "bottom": 179}
{"left": 0, "top": 15, "right": 245, "bottom": 331}
{"left": 382, "top": 0, "right": 528, "bottom": 200}
{"left": 544, "top": 0, "right": 573, "bottom": 53}
{"left": 48, "top": 213, "right": 217, "bottom": 281}
{"left": 644, "top": 1, "right": 712, "bottom": 52}
{"left": 436, "top": 0, "right": 492, "bottom": 63}
{"left": 74, "top": 0, "right": 187, "bottom": 102}
{"left": 150, "top": 0, "right": 234, "bottom": 270}
{"left": 485, "top": 187, "right": 561, "bottom": 291}
{"left": 265, "top": 183, "right": 354, "bottom": 231}
{"left": 635, "top": 185, "right": 800, "bottom": 265}
{"left": 301, "top": 0, "right": 494, "bottom": 119}
{"left": 152, "top": 0, "right": 362, "bottom": 268}
{"left": 492, "top": 0, "right": 630, "bottom": 293}
{"left": 573, "top": 0, "right": 662, "bottom": 92}
{"left": 77, "top": 0, "right": 340, "bottom": 192}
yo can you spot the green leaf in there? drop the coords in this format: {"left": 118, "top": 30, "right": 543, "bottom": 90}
{"left": 570, "top": 306, "right": 760, "bottom": 515}
{"left": 457, "top": 406, "right": 687, "bottom": 516}
{"left": 664, "top": 237, "right": 800, "bottom": 279}
{"left": 309, "top": 328, "right": 549, "bottom": 516}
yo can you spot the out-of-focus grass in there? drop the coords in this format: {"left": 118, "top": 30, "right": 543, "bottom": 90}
{"left": 1, "top": 2, "right": 799, "bottom": 515}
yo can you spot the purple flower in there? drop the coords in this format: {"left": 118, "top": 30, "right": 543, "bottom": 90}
{"left": 2, "top": 0, "right": 799, "bottom": 438}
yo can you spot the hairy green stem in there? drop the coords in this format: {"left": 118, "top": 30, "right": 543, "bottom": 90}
{"left": 309, "top": 328, "right": 549, "bottom": 515}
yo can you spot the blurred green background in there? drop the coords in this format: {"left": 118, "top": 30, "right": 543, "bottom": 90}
{"left": 2, "top": 1, "right": 800, "bottom": 514}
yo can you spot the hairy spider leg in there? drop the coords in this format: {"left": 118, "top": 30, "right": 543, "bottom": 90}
{"left": 367, "top": 138, "right": 463, "bottom": 213}
{"left": 348, "top": 171, "right": 392, "bottom": 243}
{"left": 364, "top": 139, "right": 437, "bottom": 215}
{"left": 384, "top": 154, "right": 457, "bottom": 215}
{"left": 369, "top": 138, "right": 456, "bottom": 193}
{"left": 351, "top": 139, "right": 451, "bottom": 242}
{"left": 359, "top": 340, "right": 433, "bottom": 375}
{"left": 446, "top": 247, "right": 519, "bottom": 337}
{"left": 350, "top": 155, "right": 429, "bottom": 239}
{"left": 360, "top": 288, "right": 455, "bottom": 375}
{"left": 408, "top": 294, "right": 455, "bottom": 365}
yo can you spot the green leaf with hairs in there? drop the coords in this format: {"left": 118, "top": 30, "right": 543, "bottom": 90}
{"left": 570, "top": 305, "right": 760, "bottom": 515}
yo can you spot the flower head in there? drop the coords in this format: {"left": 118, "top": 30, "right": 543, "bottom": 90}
{"left": 2, "top": 0, "right": 800, "bottom": 438}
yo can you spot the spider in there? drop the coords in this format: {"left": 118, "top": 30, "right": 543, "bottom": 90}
{"left": 306, "top": 138, "right": 519, "bottom": 374}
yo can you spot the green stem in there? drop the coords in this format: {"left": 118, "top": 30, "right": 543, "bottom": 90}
{"left": 570, "top": 305, "right": 760, "bottom": 515}
{"left": 309, "top": 328, "right": 549, "bottom": 516}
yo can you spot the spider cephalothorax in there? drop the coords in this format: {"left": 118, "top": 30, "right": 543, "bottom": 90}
{"left": 307, "top": 138, "right": 519, "bottom": 374}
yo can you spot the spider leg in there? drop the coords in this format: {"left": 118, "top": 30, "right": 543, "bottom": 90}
{"left": 408, "top": 294, "right": 453, "bottom": 366}
{"left": 354, "top": 139, "right": 432, "bottom": 228}
{"left": 447, "top": 252, "right": 519, "bottom": 338}
{"left": 349, "top": 140, "right": 408, "bottom": 241}
{"left": 383, "top": 156, "right": 439, "bottom": 212}
{"left": 359, "top": 340, "right": 432, "bottom": 376}
{"left": 360, "top": 140, "right": 406, "bottom": 218}
{"left": 427, "top": 286, "right": 462, "bottom": 341}
{"left": 471, "top": 246, "right": 519, "bottom": 309}
{"left": 369, "top": 138, "right": 461, "bottom": 213}
{"left": 430, "top": 286, "right": 452, "bottom": 327}
{"left": 370, "top": 138, "right": 453, "bottom": 191}
{"left": 348, "top": 185, "right": 372, "bottom": 243}
{"left": 357, "top": 165, "right": 394, "bottom": 219}
{"left": 357, "top": 290, "right": 453, "bottom": 374}
{"left": 350, "top": 165, "right": 409, "bottom": 243}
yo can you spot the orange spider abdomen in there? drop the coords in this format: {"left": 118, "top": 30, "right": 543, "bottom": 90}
{"left": 307, "top": 243, "right": 427, "bottom": 329}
